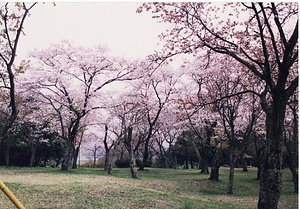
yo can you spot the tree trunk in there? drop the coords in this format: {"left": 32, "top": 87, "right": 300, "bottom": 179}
{"left": 108, "top": 164, "right": 112, "bottom": 175}
{"left": 185, "top": 157, "right": 189, "bottom": 169}
{"left": 209, "top": 148, "right": 222, "bottom": 181}
{"left": 201, "top": 123, "right": 215, "bottom": 173}
{"left": 61, "top": 140, "right": 72, "bottom": 171}
{"left": 241, "top": 156, "right": 248, "bottom": 172}
{"left": 289, "top": 165, "right": 298, "bottom": 193}
{"left": 104, "top": 150, "right": 110, "bottom": 170}
{"left": 103, "top": 125, "right": 114, "bottom": 171}
{"left": 174, "top": 154, "right": 177, "bottom": 169}
{"left": 29, "top": 143, "right": 38, "bottom": 167}
{"left": 72, "top": 146, "right": 79, "bottom": 169}
{"left": 107, "top": 140, "right": 119, "bottom": 174}
{"left": 200, "top": 156, "right": 209, "bottom": 173}
{"left": 130, "top": 156, "right": 138, "bottom": 178}
{"left": 139, "top": 139, "right": 149, "bottom": 171}
{"left": 4, "top": 144, "right": 10, "bottom": 167}
{"left": 258, "top": 97, "right": 287, "bottom": 209}
{"left": 285, "top": 140, "right": 298, "bottom": 193}
{"left": 190, "top": 140, "right": 202, "bottom": 171}
{"left": 127, "top": 127, "right": 138, "bottom": 178}
{"left": 190, "top": 159, "right": 194, "bottom": 169}
{"left": 227, "top": 142, "right": 235, "bottom": 194}
{"left": 255, "top": 145, "right": 264, "bottom": 180}
{"left": 284, "top": 107, "right": 298, "bottom": 193}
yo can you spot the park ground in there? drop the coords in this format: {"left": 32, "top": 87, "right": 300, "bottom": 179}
{"left": 0, "top": 167, "right": 297, "bottom": 209}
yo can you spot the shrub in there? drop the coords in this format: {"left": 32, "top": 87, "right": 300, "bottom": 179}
{"left": 114, "top": 158, "right": 152, "bottom": 168}
{"left": 115, "top": 159, "right": 130, "bottom": 168}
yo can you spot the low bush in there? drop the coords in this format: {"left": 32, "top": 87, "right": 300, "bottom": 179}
{"left": 114, "top": 158, "right": 152, "bottom": 168}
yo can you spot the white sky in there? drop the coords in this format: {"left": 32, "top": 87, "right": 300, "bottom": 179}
{"left": 17, "top": 2, "right": 170, "bottom": 61}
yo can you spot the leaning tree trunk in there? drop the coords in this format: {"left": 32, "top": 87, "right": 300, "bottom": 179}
{"left": 287, "top": 161, "right": 298, "bottom": 193}
{"left": 190, "top": 140, "right": 202, "bottom": 171}
{"left": 258, "top": 97, "right": 287, "bottom": 209}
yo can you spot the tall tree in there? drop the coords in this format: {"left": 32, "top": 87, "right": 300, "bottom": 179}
{"left": 0, "top": 2, "right": 36, "bottom": 154}
{"left": 103, "top": 124, "right": 115, "bottom": 171}
{"left": 109, "top": 93, "right": 147, "bottom": 178}
{"left": 137, "top": 68, "right": 176, "bottom": 170}
{"left": 23, "top": 42, "right": 134, "bottom": 170}
{"left": 138, "top": 3, "right": 298, "bottom": 208}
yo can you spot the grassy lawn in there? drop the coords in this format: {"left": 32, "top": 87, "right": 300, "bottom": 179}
{"left": 0, "top": 166, "right": 297, "bottom": 209}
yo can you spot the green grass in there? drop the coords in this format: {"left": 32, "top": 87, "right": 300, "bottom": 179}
{"left": 0, "top": 167, "right": 297, "bottom": 209}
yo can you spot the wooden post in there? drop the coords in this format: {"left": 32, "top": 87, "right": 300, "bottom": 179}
{"left": 0, "top": 180, "right": 25, "bottom": 209}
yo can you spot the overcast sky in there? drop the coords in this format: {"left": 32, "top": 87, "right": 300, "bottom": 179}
{"left": 17, "top": 2, "right": 170, "bottom": 61}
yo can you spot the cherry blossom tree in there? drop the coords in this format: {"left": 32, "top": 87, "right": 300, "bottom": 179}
{"left": 174, "top": 58, "right": 221, "bottom": 174}
{"left": 84, "top": 136, "right": 103, "bottom": 168}
{"left": 132, "top": 67, "right": 177, "bottom": 170}
{"left": 22, "top": 41, "right": 135, "bottom": 171}
{"left": 209, "top": 67, "right": 244, "bottom": 195}
{"left": 102, "top": 124, "right": 116, "bottom": 171}
{"left": 138, "top": 3, "right": 298, "bottom": 207}
{"left": 186, "top": 52, "right": 264, "bottom": 189}
{"left": 150, "top": 107, "right": 180, "bottom": 168}
{"left": 105, "top": 91, "right": 149, "bottom": 177}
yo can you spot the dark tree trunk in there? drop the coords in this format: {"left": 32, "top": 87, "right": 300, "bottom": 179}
{"left": 104, "top": 150, "right": 110, "bottom": 170}
{"left": 108, "top": 164, "right": 112, "bottom": 175}
{"left": 104, "top": 125, "right": 115, "bottom": 171}
{"left": 241, "top": 156, "right": 248, "bottom": 172}
{"left": 72, "top": 146, "right": 79, "bottom": 169}
{"left": 289, "top": 165, "right": 298, "bottom": 193}
{"left": 201, "top": 123, "right": 216, "bottom": 173}
{"left": 61, "top": 140, "right": 72, "bottom": 171}
{"left": 285, "top": 141, "right": 298, "bottom": 193}
{"left": 140, "top": 139, "right": 149, "bottom": 171}
{"left": 227, "top": 142, "right": 235, "bottom": 194}
{"left": 209, "top": 148, "right": 223, "bottom": 181}
{"left": 258, "top": 97, "right": 287, "bottom": 209}
{"left": 173, "top": 154, "right": 177, "bottom": 169}
{"left": 4, "top": 144, "right": 10, "bottom": 167}
{"left": 185, "top": 157, "right": 189, "bottom": 169}
{"left": 284, "top": 105, "right": 298, "bottom": 193}
{"left": 190, "top": 160, "right": 194, "bottom": 169}
{"left": 29, "top": 143, "right": 38, "bottom": 167}
{"left": 256, "top": 166, "right": 262, "bottom": 180}
{"left": 200, "top": 156, "right": 209, "bottom": 173}
{"left": 61, "top": 117, "right": 81, "bottom": 171}
{"left": 255, "top": 145, "right": 264, "bottom": 180}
